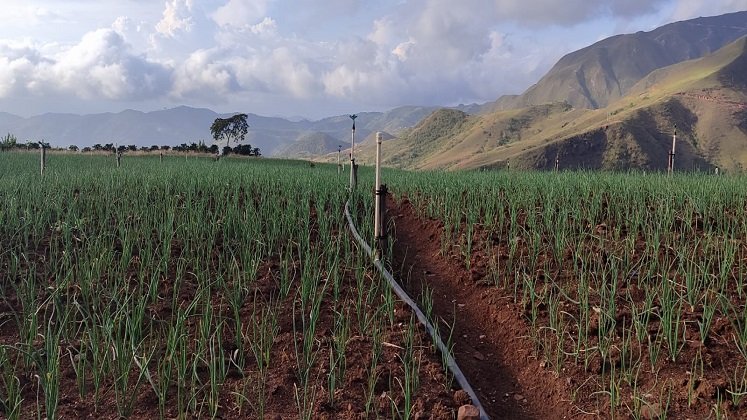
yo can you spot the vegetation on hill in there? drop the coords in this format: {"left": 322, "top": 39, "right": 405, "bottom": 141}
{"left": 484, "top": 11, "right": 747, "bottom": 112}
{"left": 383, "top": 109, "right": 469, "bottom": 168}
{"left": 359, "top": 34, "right": 747, "bottom": 172}
{"left": 277, "top": 132, "right": 341, "bottom": 157}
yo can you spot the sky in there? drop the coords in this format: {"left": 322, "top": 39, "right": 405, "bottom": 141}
{"left": 0, "top": 0, "right": 745, "bottom": 120}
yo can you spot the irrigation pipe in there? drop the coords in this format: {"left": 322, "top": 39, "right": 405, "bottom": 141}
{"left": 344, "top": 200, "right": 490, "bottom": 420}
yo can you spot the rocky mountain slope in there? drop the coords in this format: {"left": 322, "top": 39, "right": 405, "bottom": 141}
{"left": 485, "top": 11, "right": 747, "bottom": 111}
{"left": 350, "top": 35, "right": 747, "bottom": 172}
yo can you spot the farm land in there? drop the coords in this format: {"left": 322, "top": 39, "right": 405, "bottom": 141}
{"left": 2, "top": 151, "right": 747, "bottom": 419}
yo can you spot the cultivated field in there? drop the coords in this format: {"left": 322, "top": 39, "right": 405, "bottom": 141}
{"left": 386, "top": 169, "right": 747, "bottom": 419}
{"left": 0, "top": 153, "right": 459, "bottom": 419}
{"left": 3, "top": 152, "right": 747, "bottom": 419}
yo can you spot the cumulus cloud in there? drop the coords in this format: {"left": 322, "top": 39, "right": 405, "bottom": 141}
{"left": 2, "top": 0, "right": 745, "bottom": 118}
{"left": 0, "top": 28, "right": 171, "bottom": 102}
{"left": 249, "top": 17, "right": 278, "bottom": 36}
{"left": 156, "top": 0, "right": 194, "bottom": 37}
{"left": 46, "top": 29, "right": 172, "bottom": 100}
{"left": 211, "top": 0, "right": 274, "bottom": 28}
{"left": 171, "top": 49, "right": 238, "bottom": 101}
{"left": 319, "top": 0, "right": 553, "bottom": 105}
{"left": 0, "top": 44, "right": 45, "bottom": 97}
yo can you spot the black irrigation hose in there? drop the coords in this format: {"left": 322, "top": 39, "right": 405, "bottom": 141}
{"left": 344, "top": 201, "right": 490, "bottom": 420}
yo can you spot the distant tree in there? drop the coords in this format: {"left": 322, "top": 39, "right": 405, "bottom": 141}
{"left": 82, "top": 147, "right": 92, "bottom": 153}
{"left": 222, "top": 146, "right": 232, "bottom": 156}
{"left": 103, "top": 143, "right": 114, "bottom": 152}
{"left": 208, "top": 144, "right": 219, "bottom": 154}
{"left": 0, "top": 133, "right": 18, "bottom": 151}
{"left": 233, "top": 144, "right": 255, "bottom": 156}
{"left": 68, "top": 145, "right": 79, "bottom": 152}
{"left": 117, "top": 145, "right": 127, "bottom": 153}
{"left": 252, "top": 147, "right": 261, "bottom": 157}
{"left": 127, "top": 145, "right": 137, "bottom": 152}
{"left": 161, "top": 145, "right": 171, "bottom": 151}
{"left": 140, "top": 146, "right": 149, "bottom": 152}
{"left": 210, "top": 114, "right": 249, "bottom": 153}
{"left": 150, "top": 145, "right": 160, "bottom": 151}
{"left": 93, "top": 143, "right": 103, "bottom": 151}
{"left": 27, "top": 141, "right": 40, "bottom": 150}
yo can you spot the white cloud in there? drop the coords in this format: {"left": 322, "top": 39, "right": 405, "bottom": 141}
{"left": 0, "top": 54, "right": 38, "bottom": 97}
{"left": 211, "top": 0, "right": 274, "bottom": 28}
{"left": 368, "top": 18, "right": 397, "bottom": 47}
{"left": 0, "top": 28, "right": 171, "bottom": 101}
{"left": 1, "top": 0, "right": 745, "bottom": 118}
{"left": 172, "top": 49, "right": 237, "bottom": 100}
{"left": 671, "top": 0, "right": 747, "bottom": 20}
{"left": 156, "top": 0, "right": 194, "bottom": 37}
{"left": 249, "top": 17, "right": 278, "bottom": 36}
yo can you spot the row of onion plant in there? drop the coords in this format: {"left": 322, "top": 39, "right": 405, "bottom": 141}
{"left": 386, "top": 168, "right": 747, "bottom": 418}
{"left": 0, "top": 152, "right": 456, "bottom": 419}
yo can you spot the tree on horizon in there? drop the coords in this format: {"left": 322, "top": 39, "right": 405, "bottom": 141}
{"left": 210, "top": 114, "right": 249, "bottom": 154}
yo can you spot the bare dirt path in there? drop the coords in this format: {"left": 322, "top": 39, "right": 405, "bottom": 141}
{"left": 388, "top": 197, "right": 589, "bottom": 420}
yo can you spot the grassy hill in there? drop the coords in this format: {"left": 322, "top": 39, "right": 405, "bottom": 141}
{"left": 483, "top": 11, "right": 747, "bottom": 112}
{"left": 277, "top": 132, "right": 342, "bottom": 157}
{"left": 356, "top": 36, "right": 747, "bottom": 172}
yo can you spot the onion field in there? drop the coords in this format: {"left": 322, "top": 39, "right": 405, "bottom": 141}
{"left": 4, "top": 151, "right": 747, "bottom": 419}
{"left": 388, "top": 169, "right": 747, "bottom": 419}
{"left": 0, "top": 152, "right": 458, "bottom": 419}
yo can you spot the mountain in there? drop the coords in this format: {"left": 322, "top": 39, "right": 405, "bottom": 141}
{"left": 0, "top": 105, "right": 436, "bottom": 156}
{"left": 277, "top": 132, "right": 341, "bottom": 157}
{"left": 3, "top": 106, "right": 221, "bottom": 150}
{"left": 0, "top": 112, "right": 23, "bottom": 128}
{"left": 359, "top": 131, "right": 396, "bottom": 145}
{"left": 353, "top": 35, "right": 747, "bottom": 172}
{"left": 485, "top": 11, "right": 747, "bottom": 112}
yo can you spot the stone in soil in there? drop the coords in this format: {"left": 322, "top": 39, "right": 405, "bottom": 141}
{"left": 457, "top": 404, "right": 480, "bottom": 420}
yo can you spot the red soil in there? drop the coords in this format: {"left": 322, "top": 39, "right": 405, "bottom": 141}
{"left": 390, "top": 197, "right": 583, "bottom": 419}
{"left": 389, "top": 195, "right": 747, "bottom": 420}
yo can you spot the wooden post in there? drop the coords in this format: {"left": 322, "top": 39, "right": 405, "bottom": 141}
{"left": 554, "top": 153, "right": 559, "bottom": 172}
{"left": 668, "top": 125, "right": 677, "bottom": 175}
{"left": 349, "top": 115, "right": 357, "bottom": 190}
{"left": 374, "top": 133, "right": 382, "bottom": 248}
{"left": 160, "top": 152, "right": 163, "bottom": 163}
{"left": 40, "top": 146, "right": 46, "bottom": 177}
{"left": 116, "top": 151, "right": 122, "bottom": 168}
{"left": 374, "top": 132, "right": 387, "bottom": 258}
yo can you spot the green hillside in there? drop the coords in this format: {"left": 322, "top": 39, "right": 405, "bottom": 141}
{"left": 277, "top": 132, "right": 342, "bottom": 157}
{"left": 356, "top": 36, "right": 747, "bottom": 172}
